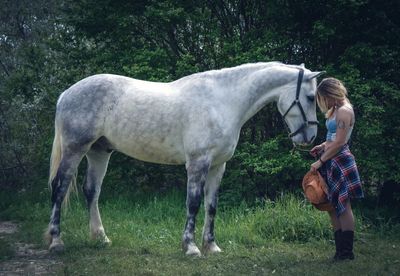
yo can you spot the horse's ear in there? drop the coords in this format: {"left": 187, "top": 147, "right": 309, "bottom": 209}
{"left": 307, "top": 71, "right": 326, "bottom": 80}
{"left": 300, "top": 63, "right": 305, "bottom": 68}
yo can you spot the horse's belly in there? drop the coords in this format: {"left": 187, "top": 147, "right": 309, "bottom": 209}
{"left": 108, "top": 135, "right": 186, "bottom": 165}
{"left": 103, "top": 96, "right": 186, "bottom": 164}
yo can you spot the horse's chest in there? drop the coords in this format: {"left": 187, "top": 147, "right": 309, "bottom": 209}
{"left": 212, "top": 139, "right": 238, "bottom": 164}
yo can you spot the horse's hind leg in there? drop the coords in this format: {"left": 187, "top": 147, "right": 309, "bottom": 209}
{"left": 84, "top": 147, "right": 112, "bottom": 244}
{"left": 202, "top": 163, "right": 225, "bottom": 254}
{"left": 47, "top": 148, "right": 88, "bottom": 252}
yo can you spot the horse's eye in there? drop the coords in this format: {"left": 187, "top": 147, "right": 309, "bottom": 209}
{"left": 307, "top": 95, "right": 315, "bottom": 102}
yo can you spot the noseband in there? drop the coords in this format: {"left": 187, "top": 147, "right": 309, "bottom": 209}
{"left": 282, "top": 69, "right": 318, "bottom": 142}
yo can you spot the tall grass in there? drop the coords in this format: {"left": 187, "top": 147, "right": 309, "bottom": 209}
{"left": 1, "top": 189, "right": 400, "bottom": 275}
{"left": 219, "top": 195, "right": 332, "bottom": 246}
{"left": 0, "top": 188, "right": 390, "bottom": 249}
{"left": 1, "top": 190, "right": 333, "bottom": 248}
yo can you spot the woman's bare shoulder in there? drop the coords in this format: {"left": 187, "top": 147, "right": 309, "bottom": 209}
{"left": 337, "top": 104, "right": 354, "bottom": 115}
{"left": 336, "top": 104, "right": 354, "bottom": 124}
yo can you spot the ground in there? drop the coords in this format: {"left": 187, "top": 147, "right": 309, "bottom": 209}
{"left": 0, "top": 194, "right": 399, "bottom": 275}
{"left": 0, "top": 221, "right": 62, "bottom": 275}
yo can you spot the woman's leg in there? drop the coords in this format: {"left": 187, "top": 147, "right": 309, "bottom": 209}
{"left": 328, "top": 210, "right": 341, "bottom": 231}
{"left": 337, "top": 200, "right": 355, "bottom": 260}
{"left": 328, "top": 200, "right": 355, "bottom": 260}
{"left": 338, "top": 200, "right": 355, "bottom": 231}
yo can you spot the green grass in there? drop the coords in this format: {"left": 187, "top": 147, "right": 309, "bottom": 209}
{"left": 1, "top": 190, "right": 399, "bottom": 275}
{"left": 0, "top": 239, "right": 13, "bottom": 262}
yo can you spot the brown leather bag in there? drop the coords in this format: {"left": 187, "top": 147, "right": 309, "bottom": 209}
{"left": 302, "top": 170, "right": 334, "bottom": 212}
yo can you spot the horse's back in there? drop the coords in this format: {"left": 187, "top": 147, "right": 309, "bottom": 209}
{"left": 55, "top": 74, "right": 188, "bottom": 164}
{"left": 54, "top": 73, "right": 237, "bottom": 165}
{"left": 57, "top": 74, "right": 171, "bottom": 108}
{"left": 56, "top": 74, "right": 177, "bottom": 126}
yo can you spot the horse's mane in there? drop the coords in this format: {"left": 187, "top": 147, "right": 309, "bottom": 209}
{"left": 174, "top": 62, "right": 303, "bottom": 83}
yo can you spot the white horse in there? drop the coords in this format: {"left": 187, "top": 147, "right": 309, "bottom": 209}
{"left": 45, "top": 62, "right": 322, "bottom": 256}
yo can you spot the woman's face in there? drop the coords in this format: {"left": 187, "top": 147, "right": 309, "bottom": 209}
{"left": 325, "top": 96, "right": 336, "bottom": 109}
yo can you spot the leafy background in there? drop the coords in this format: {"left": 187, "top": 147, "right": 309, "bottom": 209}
{"left": 0, "top": 0, "right": 399, "bottom": 211}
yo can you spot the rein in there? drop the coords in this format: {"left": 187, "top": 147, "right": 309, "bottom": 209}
{"left": 290, "top": 145, "right": 313, "bottom": 154}
{"left": 281, "top": 69, "right": 319, "bottom": 149}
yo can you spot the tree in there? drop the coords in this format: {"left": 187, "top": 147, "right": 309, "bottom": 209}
{"left": 1, "top": 0, "right": 399, "bottom": 207}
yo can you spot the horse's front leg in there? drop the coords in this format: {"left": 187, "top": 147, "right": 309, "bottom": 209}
{"left": 202, "top": 163, "right": 225, "bottom": 254}
{"left": 182, "top": 158, "right": 210, "bottom": 256}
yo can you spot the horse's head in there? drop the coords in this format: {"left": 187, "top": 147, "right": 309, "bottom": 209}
{"left": 277, "top": 67, "right": 324, "bottom": 146}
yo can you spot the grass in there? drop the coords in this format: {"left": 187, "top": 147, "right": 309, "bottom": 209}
{"left": 1, "top": 189, "right": 399, "bottom": 275}
{"left": 0, "top": 239, "right": 13, "bottom": 262}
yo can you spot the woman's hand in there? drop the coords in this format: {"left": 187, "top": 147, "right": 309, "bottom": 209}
{"left": 310, "top": 144, "right": 324, "bottom": 157}
{"left": 310, "top": 160, "right": 323, "bottom": 172}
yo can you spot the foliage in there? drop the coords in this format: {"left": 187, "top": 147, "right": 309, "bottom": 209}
{"left": 0, "top": 0, "right": 399, "bottom": 208}
{"left": 220, "top": 135, "right": 311, "bottom": 205}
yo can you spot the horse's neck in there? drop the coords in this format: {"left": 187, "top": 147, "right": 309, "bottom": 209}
{"left": 220, "top": 64, "right": 296, "bottom": 127}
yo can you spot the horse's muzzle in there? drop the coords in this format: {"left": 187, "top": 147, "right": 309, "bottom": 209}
{"left": 291, "top": 129, "right": 316, "bottom": 146}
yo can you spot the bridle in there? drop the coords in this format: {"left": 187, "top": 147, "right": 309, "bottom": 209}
{"left": 281, "top": 69, "right": 318, "bottom": 144}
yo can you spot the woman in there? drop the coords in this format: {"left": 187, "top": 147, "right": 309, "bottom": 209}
{"left": 310, "top": 78, "right": 364, "bottom": 261}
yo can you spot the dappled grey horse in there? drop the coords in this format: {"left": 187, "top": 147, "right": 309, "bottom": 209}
{"left": 45, "top": 62, "right": 322, "bottom": 256}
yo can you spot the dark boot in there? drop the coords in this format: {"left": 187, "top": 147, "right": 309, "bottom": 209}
{"left": 338, "top": 230, "right": 355, "bottom": 260}
{"left": 333, "top": 229, "right": 342, "bottom": 261}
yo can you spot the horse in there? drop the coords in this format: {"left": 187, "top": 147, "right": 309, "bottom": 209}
{"left": 45, "top": 62, "right": 323, "bottom": 256}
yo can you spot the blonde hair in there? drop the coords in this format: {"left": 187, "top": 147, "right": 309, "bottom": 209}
{"left": 316, "top": 77, "right": 349, "bottom": 118}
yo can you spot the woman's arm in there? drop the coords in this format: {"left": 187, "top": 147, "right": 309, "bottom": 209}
{"left": 310, "top": 142, "right": 326, "bottom": 157}
{"left": 310, "top": 107, "right": 353, "bottom": 171}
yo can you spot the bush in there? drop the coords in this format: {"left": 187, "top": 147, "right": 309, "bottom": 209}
{"left": 220, "top": 136, "right": 311, "bottom": 206}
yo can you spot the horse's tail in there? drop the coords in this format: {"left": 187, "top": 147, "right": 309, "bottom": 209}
{"left": 48, "top": 124, "right": 77, "bottom": 209}
{"left": 48, "top": 124, "right": 62, "bottom": 190}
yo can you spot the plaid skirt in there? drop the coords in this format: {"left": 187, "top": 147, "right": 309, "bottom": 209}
{"left": 318, "top": 144, "right": 364, "bottom": 216}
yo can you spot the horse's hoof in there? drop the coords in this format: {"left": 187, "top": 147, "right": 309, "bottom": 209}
{"left": 203, "top": 242, "right": 222, "bottom": 254}
{"left": 97, "top": 235, "right": 112, "bottom": 246}
{"left": 102, "top": 235, "right": 112, "bottom": 245}
{"left": 49, "top": 239, "right": 64, "bottom": 253}
{"left": 91, "top": 230, "right": 112, "bottom": 245}
{"left": 184, "top": 243, "right": 201, "bottom": 257}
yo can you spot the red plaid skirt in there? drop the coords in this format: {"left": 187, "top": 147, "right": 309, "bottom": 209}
{"left": 319, "top": 144, "right": 364, "bottom": 216}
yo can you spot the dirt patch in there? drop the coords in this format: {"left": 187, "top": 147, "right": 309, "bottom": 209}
{"left": 0, "top": 222, "right": 18, "bottom": 235}
{"left": 0, "top": 221, "right": 63, "bottom": 275}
